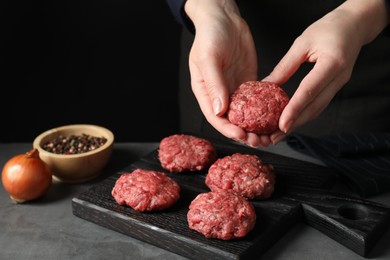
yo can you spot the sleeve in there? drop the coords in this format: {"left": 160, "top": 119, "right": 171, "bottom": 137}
{"left": 383, "top": 0, "right": 390, "bottom": 36}
{"left": 165, "top": 0, "right": 195, "bottom": 34}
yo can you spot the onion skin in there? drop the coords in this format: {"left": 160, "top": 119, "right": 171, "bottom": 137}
{"left": 1, "top": 148, "right": 52, "bottom": 204}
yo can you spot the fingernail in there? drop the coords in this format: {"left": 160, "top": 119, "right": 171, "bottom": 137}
{"left": 213, "top": 97, "right": 222, "bottom": 116}
{"left": 232, "top": 133, "right": 247, "bottom": 144}
{"left": 272, "top": 133, "right": 286, "bottom": 145}
{"left": 283, "top": 120, "right": 294, "bottom": 134}
{"left": 262, "top": 76, "right": 270, "bottom": 82}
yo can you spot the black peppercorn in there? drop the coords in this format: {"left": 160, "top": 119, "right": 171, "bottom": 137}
{"left": 42, "top": 134, "right": 107, "bottom": 155}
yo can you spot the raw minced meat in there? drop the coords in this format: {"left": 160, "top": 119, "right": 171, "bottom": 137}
{"left": 187, "top": 190, "right": 256, "bottom": 240}
{"left": 158, "top": 134, "right": 217, "bottom": 173}
{"left": 205, "top": 153, "right": 276, "bottom": 199}
{"left": 227, "top": 81, "right": 289, "bottom": 134}
{"left": 112, "top": 168, "right": 181, "bottom": 212}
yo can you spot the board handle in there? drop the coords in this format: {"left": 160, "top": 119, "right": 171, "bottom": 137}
{"left": 283, "top": 188, "right": 390, "bottom": 257}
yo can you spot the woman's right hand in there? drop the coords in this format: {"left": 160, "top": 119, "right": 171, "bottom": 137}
{"left": 184, "top": 0, "right": 265, "bottom": 147}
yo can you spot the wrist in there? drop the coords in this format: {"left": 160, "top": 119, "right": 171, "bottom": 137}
{"left": 340, "top": 0, "right": 390, "bottom": 44}
{"left": 184, "top": 0, "right": 240, "bottom": 29}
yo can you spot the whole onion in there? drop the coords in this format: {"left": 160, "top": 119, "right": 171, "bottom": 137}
{"left": 1, "top": 148, "right": 52, "bottom": 203}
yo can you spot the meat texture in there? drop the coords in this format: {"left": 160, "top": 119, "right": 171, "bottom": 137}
{"left": 187, "top": 190, "right": 256, "bottom": 240}
{"left": 112, "top": 169, "right": 181, "bottom": 212}
{"left": 158, "top": 134, "right": 217, "bottom": 173}
{"left": 227, "top": 81, "right": 289, "bottom": 134}
{"left": 206, "top": 153, "right": 275, "bottom": 199}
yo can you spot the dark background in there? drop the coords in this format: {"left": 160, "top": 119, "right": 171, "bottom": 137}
{"left": 0, "top": 0, "right": 182, "bottom": 142}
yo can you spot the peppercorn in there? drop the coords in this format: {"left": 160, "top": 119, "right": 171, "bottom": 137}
{"left": 42, "top": 134, "right": 107, "bottom": 154}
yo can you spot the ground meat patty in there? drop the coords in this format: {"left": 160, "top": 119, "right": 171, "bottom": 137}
{"left": 158, "top": 134, "right": 217, "bottom": 173}
{"left": 206, "top": 153, "right": 275, "bottom": 199}
{"left": 111, "top": 169, "right": 180, "bottom": 212}
{"left": 187, "top": 190, "right": 256, "bottom": 240}
{"left": 227, "top": 81, "right": 290, "bottom": 134}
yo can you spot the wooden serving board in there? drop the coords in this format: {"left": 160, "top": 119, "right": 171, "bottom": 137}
{"left": 72, "top": 137, "right": 390, "bottom": 260}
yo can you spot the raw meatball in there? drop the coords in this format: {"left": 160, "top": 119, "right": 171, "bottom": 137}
{"left": 112, "top": 169, "right": 181, "bottom": 212}
{"left": 158, "top": 134, "right": 217, "bottom": 173}
{"left": 227, "top": 81, "right": 289, "bottom": 134}
{"left": 206, "top": 153, "right": 275, "bottom": 199}
{"left": 187, "top": 190, "right": 256, "bottom": 240}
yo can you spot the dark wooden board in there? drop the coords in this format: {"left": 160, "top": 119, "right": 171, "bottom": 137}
{"left": 72, "top": 137, "right": 390, "bottom": 259}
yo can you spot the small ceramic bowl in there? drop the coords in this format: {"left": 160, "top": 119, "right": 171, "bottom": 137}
{"left": 33, "top": 124, "right": 114, "bottom": 184}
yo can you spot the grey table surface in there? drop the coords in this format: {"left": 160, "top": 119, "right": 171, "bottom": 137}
{"left": 1, "top": 142, "right": 390, "bottom": 260}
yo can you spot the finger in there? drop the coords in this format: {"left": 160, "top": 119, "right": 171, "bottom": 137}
{"left": 270, "top": 130, "right": 286, "bottom": 145}
{"left": 208, "top": 114, "right": 248, "bottom": 142}
{"left": 189, "top": 52, "right": 231, "bottom": 117}
{"left": 206, "top": 117, "right": 265, "bottom": 148}
{"left": 288, "top": 71, "right": 348, "bottom": 132}
{"left": 190, "top": 71, "right": 248, "bottom": 143}
{"left": 262, "top": 40, "right": 307, "bottom": 85}
{"left": 280, "top": 57, "right": 346, "bottom": 133}
{"left": 258, "top": 134, "right": 272, "bottom": 147}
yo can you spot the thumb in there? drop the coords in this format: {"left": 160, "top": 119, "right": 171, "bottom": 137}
{"left": 201, "top": 62, "right": 231, "bottom": 117}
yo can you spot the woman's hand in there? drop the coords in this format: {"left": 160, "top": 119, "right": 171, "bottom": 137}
{"left": 184, "top": 0, "right": 264, "bottom": 147}
{"left": 264, "top": 0, "right": 390, "bottom": 144}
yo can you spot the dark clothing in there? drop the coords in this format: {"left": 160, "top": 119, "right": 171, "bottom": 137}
{"left": 166, "top": 0, "right": 194, "bottom": 33}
